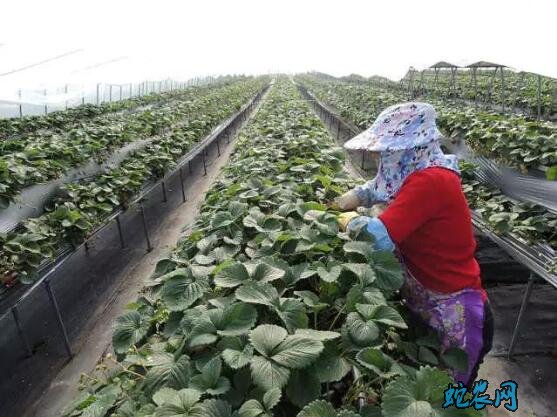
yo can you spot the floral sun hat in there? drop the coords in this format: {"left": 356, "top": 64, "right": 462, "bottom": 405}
{"left": 344, "top": 102, "right": 444, "bottom": 152}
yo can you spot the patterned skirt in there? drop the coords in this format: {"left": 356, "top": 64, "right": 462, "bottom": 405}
{"left": 401, "top": 271, "right": 493, "bottom": 385}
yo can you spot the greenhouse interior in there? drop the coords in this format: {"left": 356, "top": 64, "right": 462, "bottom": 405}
{"left": 1, "top": 1, "right": 556, "bottom": 416}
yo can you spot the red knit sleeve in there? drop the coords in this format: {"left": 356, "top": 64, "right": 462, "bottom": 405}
{"left": 378, "top": 170, "right": 441, "bottom": 244}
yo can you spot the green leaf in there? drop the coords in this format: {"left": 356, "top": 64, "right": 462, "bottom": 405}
{"left": 364, "top": 304, "right": 407, "bottom": 329}
{"left": 161, "top": 270, "right": 207, "bottom": 311}
{"left": 209, "top": 303, "right": 258, "bottom": 336}
{"left": 275, "top": 298, "right": 309, "bottom": 331}
{"left": 271, "top": 336, "right": 324, "bottom": 369}
{"left": 250, "top": 355, "right": 291, "bottom": 391}
{"left": 546, "top": 165, "right": 557, "bottom": 181}
{"left": 313, "top": 343, "right": 351, "bottom": 383}
{"left": 297, "top": 400, "right": 338, "bottom": 417}
{"left": 152, "top": 388, "right": 204, "bottom": 416}
{"left": 441, "top": 347, "right": 468, "bottom": 372}
{"left": 356, "top": 348, "right": 404, "bottom": 378}
{"left": 202, "top": 399, "right": 233, "bottom": 417}
{"left": 317, "top": 265, "right": 342, "bottom": 283}
{"left": 343, "top": 312, "right": 380, "bottom": 348}
{"left": 418, "top": 346, "right": 439, "bottom": 365}
{"left": 190, "top": 357, "right": 230, "bottom": 396}
{"left": 212, "top": 212, "right": 235, "bottom": 229}
{"left": 112, "top": 311, "right": 151, "bottom": 354}
{"left": 286, "top": 368, "right": 321, "bottom": 408}
{"left": 235, "top": 281, "right": 280, "bottom": 306}
{"left": 248, "top": 325, "right": 324, "bottom": 390}
{"left": 249, "top": 324, "right": 288, "bottom": 357}
{"left": 343, "top": 241, "right": 374, "bottom": 261}
{"left": 371, "top": 251, "right": 404, "bottom": 291}
{"left": 262, "top": 388, "right": 282, "bottom": 411}
{"left": 381, "top": 366, "right": 454, "bottom": 417}
{"left": 238, "top": 399, "right": 267, "bottom": 417}
{"left": 144, "top": 353, "right": 191, "bottom": 395}
{"left": 249, "top": 262, "right": 285, "bottom": 282}
{"left": 222, "top": 340, "right": 254, "bottom": 370}
{"left": 342, "top": 263, "right": 376, "bottom": 286}
{"left": 214, "top": 263, "right": 250, "bottom": 288}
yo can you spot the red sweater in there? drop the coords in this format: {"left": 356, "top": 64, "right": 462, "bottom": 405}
{"left": 379, "top": 167, "right": 483, "bottom": 294}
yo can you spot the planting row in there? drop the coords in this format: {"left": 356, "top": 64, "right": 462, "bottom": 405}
{"left": 0, "top": 76, "right": 242, "bottom": 139}
{"left": 0, "top": 79, "right": 267, "bottom": 286}
{"left": 62, "top": 79, "right": 477, "bottom": 417}
{"left": 298, "top": 75, "right": 557, "bottom": 176}
{"left": 0, "top": 78, "right": 262, "bottom": 208}
{"left": 298, "top": 76, "right": 557, "bottom": 254}
{"left": 406, "top": 69, "right": 557, "bottom": 118}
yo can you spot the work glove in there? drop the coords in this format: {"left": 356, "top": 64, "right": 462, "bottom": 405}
{"left": 337, "top": 211, "right": 360, "bottom": 232}
{"left": 334, "top": 190, "right": 360, "bottom": 210}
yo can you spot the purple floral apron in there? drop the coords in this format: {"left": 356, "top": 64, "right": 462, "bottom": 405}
{"left": 401, "top": 270, "right": 487, "bottom": 384}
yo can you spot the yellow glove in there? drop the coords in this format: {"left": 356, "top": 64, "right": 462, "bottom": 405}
{"left": 334, "top": 190, "right": 360, "bottom": 210}
{"left": 337, "top": 211, "right": 360, "bottom": 232}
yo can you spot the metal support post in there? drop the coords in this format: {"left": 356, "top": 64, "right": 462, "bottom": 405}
{"left": 537, "top": 74, "right": 542, "bottom": 120}
{"left": 18, "top": 89, "right": 23, "bottom": 119}
{"left": 139, "top": 203, "right": 152, "bottom": 252}
{"left": 508, "top": 273, "right": 536, "bottom": 357}
{"left": 115, "top": 215, "right": 125, "bottom": 248}
{"left": 161, "top": 181, "right": 168, "bottom": 202}
{"left": 12, "top": 306, "right": 33, "bottom": 357}
{"left": 202, "top": 150, "right": 207, "bottom": 176}
{"left": 179, "top": 167, "right": 186, "bottom": 203}
{"left": 43, "top": 280, "right": 73, "bottom": 358}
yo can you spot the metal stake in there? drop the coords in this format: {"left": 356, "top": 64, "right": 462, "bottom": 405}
{"left": 161, "top": 181, "right": 168, "bottom": 202}
{"left": 18, "top": 89, "right": 23, "bottom": 119}
{"left": 12, "top": 306, "right": 33, "bottom": 357}
{"left": 361, "top": 150, "right": 365, "bottom": 170}
{"left": 202, "top": 151, "right": 207, "bottom": 176}
{"left": 179, "top": 167, "right": 186, "bottom": 202}
{"left": 508, "top": 273, "right": 536, "bottom": 357}
{"left": 139, "top": 203, "right": 153, "bottom": 252}
{"left": 115, "top": 215, "right": 125, "bottom": 248}
{"left": 216, "top": 137, "right": 221, "bottom": 156}
{"left": 537, "top": 74, "right": 542, "bottom": 120}
{"left": 188, "top": 160, "right": 193, "bottom": 174}
{"left": 44, "top": 280, "right": 73, "bottom": 358}
{"left": 500, "top": 67, "right": 505, "bottom": 113}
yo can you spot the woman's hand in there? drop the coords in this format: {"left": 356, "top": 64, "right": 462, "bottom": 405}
{"left": 337, "top": 211, "right": 360, "bottom": 232}
{"left": 334, "top": 190, "right": 360, "bottom": 210}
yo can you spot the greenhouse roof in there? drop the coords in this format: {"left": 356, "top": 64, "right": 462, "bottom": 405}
{"left": 430, "top": 61, "right": 460, "bottom": 69}
{"left": 466, "top": 61, "right": 507, "bottom": 68}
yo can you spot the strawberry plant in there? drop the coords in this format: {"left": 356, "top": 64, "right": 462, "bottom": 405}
{"left": 0, "top": 78, "right": 262, "bottom": 207}
{"left": 0, "top": 79, "right": 266, "bottom": 283}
